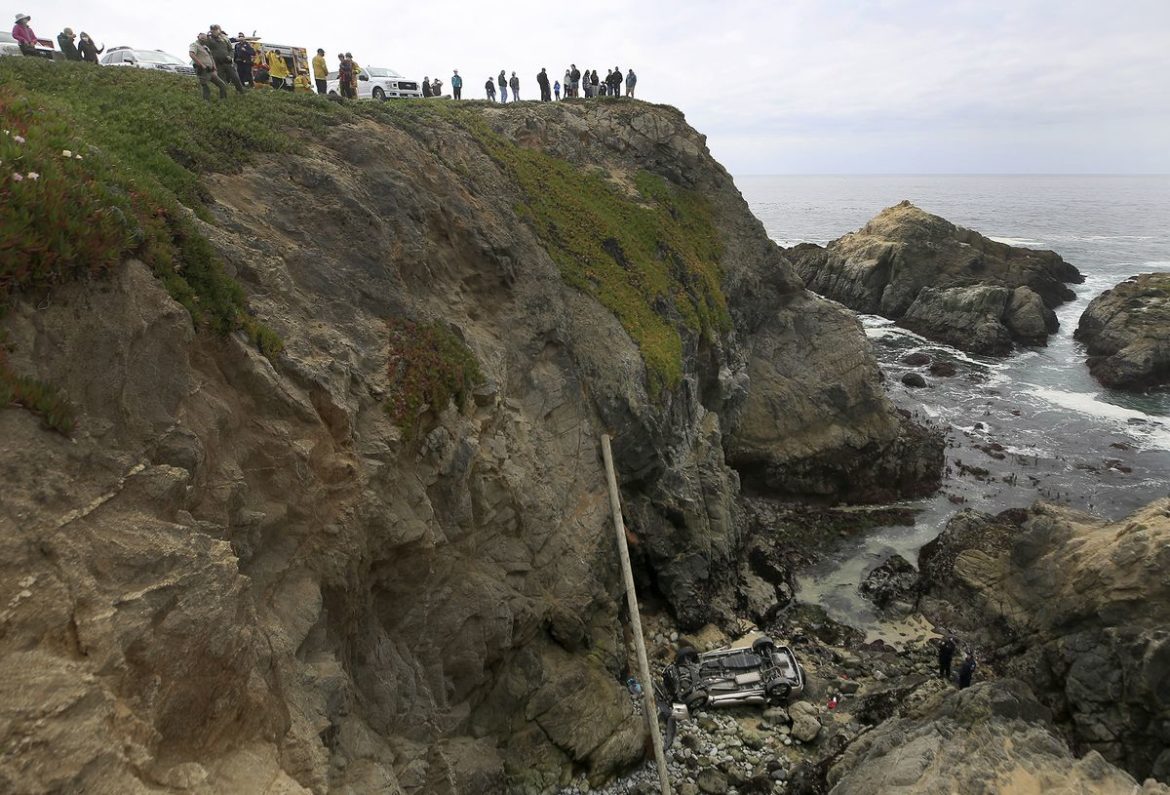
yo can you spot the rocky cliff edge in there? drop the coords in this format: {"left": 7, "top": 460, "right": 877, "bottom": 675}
{"left": 0, "top": 64, "right": 940, "bottom": 795}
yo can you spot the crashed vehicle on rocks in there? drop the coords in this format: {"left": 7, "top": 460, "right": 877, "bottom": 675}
{"left": 663, "top": 637, "right": 805, "bottom": 711}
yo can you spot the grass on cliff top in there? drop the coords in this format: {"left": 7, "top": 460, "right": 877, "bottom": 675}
{"left": 360, "top": 100, "right": 729, "bottom": 395}
{"left": 0, "top": 59, "right": 355, "bottom": 429}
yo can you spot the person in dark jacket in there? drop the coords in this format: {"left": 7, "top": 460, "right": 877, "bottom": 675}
{"left": 498, "top": 69, "right": 508, "bottom": 103}
{"left": 590, "top": 70, "right": 599, "bottom": 95}
{"left": 610, "top": 67, "right": 623, "bottom": 96}
{"left": 207, "top": 26, "right": 244, "bottom": 93}
{"left": 508, "top": 71, "right": 519, "bottom": 101}
{"left": 485, "top": 77, "right": 496, "bottom": 101}
{"left": 57, "top": 28, "right": 81, "bottom": 60}
{"left": 570, "top": 64, "right": 580, "bottom": 97}
{"left": 422, "top": 76, "right": 432, "bottom": 98}
{"left": 958, "top": 653, "right": 977, "bottom": 689}
{"left": 77, "top": 31, "right": 103, "bottom": 63}
{"left": 233, "top": 33, "right": 255, "bottom": 87}
{"left": 938, "top": 636, "right": 957, "bottom": 680}
{"left": 537, "top": 67, "right": 550, "bottom": 101}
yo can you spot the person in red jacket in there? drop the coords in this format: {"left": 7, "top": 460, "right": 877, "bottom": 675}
{"left": 12, "top": 13, "right": 39, "bottom": 56}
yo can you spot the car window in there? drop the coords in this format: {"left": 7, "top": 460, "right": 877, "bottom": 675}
{"left": 103, "top": 51, "right": 123, "bottom": 63}
{"left": 134, "top": 50, "right": 186, "bottom": 65}
{"left": 326, "top": 71, "right": 338, "bottom": 80}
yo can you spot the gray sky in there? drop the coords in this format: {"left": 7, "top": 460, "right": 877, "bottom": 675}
{"left": 20, "top": 0, "right": 1170, "bottom": 174}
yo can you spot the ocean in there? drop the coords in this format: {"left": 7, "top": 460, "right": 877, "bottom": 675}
{"left": 736, "top": 175, "right": 1170, "bottom": 632}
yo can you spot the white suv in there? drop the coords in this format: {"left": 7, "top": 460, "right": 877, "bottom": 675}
{"left": 326, "top": 66, "right": 422, "bottom": 100}
{"left": 101, "top": 47, "right": 195, "bottom": 76}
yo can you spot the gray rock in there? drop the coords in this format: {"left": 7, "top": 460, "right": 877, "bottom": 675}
{"left": 901, "top": 372, "right": 928, "bottom": 388}
{"left": 1076, "top": 272, "right": 1170, "bottom": 390}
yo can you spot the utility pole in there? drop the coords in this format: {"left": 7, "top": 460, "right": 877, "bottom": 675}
{"left": 600, "top": 434, "right": 671, "bottom": 795}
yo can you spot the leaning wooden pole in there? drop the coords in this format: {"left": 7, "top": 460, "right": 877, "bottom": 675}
{"left": 600, "top": 434, "right": 672, "bottom": 795}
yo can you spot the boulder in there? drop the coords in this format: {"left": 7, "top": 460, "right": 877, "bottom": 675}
{"left": 901, "top": 372, "right": 927, "bottom": 388}
{"left": 828, "top": 679, "right": 1167, "bottom": 795}
{"left": 788, "top": 701, "right": 822, "bottom": 743}
{"left": 788, "top": 201, "right": 1082, "bottom": 354}
{"left": 1075, "top": 273, "right": 1170, "bottom": 390}
{"left": 859, "top": 553, "right": 919, "bottom": 608}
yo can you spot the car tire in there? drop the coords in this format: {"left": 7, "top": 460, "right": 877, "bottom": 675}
{"left": 684, "top": 690, "right": 708, "bottom": 711}
{"left": 676, "top": 646, "right": 700, "bottom": 665}
{"left": 766, "top": 681, "right": 792, "bottom": 705}
{"left": 373, "top": 87, "right": 385, "bottom": 101}
{"left": 752, "top": 637, "right": 776, "bottom": 656}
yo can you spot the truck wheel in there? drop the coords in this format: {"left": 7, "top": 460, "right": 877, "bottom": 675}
{"left": 373, "top": 87, "right": 386, "bottom": 101}
{"left": 752, "top": 637, "right": 776, "bottom": 656}
{"left": 766, "top": 681, "right": 791, "bottom": 705}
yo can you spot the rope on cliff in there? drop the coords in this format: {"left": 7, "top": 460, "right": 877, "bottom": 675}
{"left": 601, "top": 433, "right": 672, "bottom": 795}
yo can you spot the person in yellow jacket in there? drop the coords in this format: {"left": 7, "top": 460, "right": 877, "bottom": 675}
{"left": 312, "top": 47, "right": 327, "bottom": 95}
{"left": 266, "top": 48, "right": 290, "bottom": 91}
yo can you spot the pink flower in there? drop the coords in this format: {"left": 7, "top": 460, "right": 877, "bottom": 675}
{"left": 12, "top": 173, "right": 23, "bottom": 182}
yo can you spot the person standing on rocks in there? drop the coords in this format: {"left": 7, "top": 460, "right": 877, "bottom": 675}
{"left": 498, "top": 69, "right": 508, "bottom": 103}
{"left": 553, "top": 79, "right": 560, "bottom": 100}
{"left": 190, "top": 33, "right": 228, "bottom": 101}
{"left": 570, "top": 64, "right": 580, "bottom": 97}
{"left": 625, "top": 67, "right": 636, "bottom": 97}
{"left": 537, "top": 67, "right": 550, "bottom": 101}
{"left": 563, "top": 68, "right": 571, "bottom": 97}
{"left": 509, "top": 71, "right": 519, "bottom": 101}
{"left": 451, "top": 69, "right": 462, "bottom": 99}
{"left": 938, "top": 636, "right": 957, "bottom": 681}
{"left": 484, "top": 76, "right": 495, "bottom": 101}
{"left": 422, "top": 75, "right": 432, "bottom": 98}
{"left": 958, "top": 652, "right": 977, "bottom": 689}
{"left": 57, "top": 27, "right": 80, "bottom": 60}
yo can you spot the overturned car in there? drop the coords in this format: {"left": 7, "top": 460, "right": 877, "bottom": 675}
{"left": 663, "top": 637, "right": 805, "bottom": 711}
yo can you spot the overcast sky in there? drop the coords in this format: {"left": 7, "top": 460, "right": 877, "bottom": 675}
{"left": 20, "top": 0, "right": 1170, "bottom": 174}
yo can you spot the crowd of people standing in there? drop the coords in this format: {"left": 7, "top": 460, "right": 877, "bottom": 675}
{"left": 484, "top": 64, "right": 635, "bottom": 103}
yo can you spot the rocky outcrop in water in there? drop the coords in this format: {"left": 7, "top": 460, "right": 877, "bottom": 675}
{"left": 916, "top": 500, "right": 1170, "bottom": 784}
{"left": 0, "top": 98, "right": 942, "bottom": 793}
{"left": 788, "top": 201, "right": 1083, "bottom": 354}
{"left": 1075, "top": 272, "right": 1170, "bottom": 390}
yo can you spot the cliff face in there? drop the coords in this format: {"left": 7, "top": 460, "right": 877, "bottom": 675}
{"left": 1, "top": 92, "right": 939, "bottom": 793}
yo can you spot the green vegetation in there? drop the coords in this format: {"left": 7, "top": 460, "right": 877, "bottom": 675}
{"left": 351, "top": 99, "right": 728, "bottom": 394}
{"left": 0, "top": 59, "right": 350, "bottom": 430}
{"left": 384, "top": 318, "right": 483, "bottom": 440}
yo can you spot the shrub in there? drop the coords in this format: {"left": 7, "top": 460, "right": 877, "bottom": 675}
{"left": 384, "top": 318, "right": 483, "bottom": 440}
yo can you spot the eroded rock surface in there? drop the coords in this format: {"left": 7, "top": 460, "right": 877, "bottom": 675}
{"left": 829, "top": 679, "right": 1167, "bottom": 795}
{"left": 788, "top": 201, "right": 1082, "bottom": 354}
{"left": 917, "top": 499, "right": 1170, "bottom": 784}
{"left": 1075, "top": 272, "right": 1170, "bottom": 390}
{"left": 0, "top": 102, "right": 941, "bottom": 793}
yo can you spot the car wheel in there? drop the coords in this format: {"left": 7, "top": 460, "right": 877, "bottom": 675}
{"left": 684, "top": 690, "right": 708, "bottom": 711}
{"left": 328, "top": 90, "right": 339, "bottom": 97}
{"left": 752, "top": 637, "right": 776, "bottom": 656}
{"left": 676, "top": 646, "right": 700, "bottom": 665}
{"left": 373, "top": 87, "right": 385, "bottom": 101}
{"left": 766, "top": 681, "right": 792, "bottom": 705}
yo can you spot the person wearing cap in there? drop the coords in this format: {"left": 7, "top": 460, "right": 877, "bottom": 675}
{"left": 233, "top": 33, "right": 255, "bottom": 88}
{"left": 57, "top": 27, "right": 81, "bottom": 61}
{"left": 12, "top": 13, "right": 38, "bottom": 56}
{"left": 207, "top": 26, "right": 244, "bottom": 94}
{"left": 450, "top": 70, "right": 462, "bottom": 100}
{"left": 311, "top": 48, "right": 328, "bottom": 95}
{"left": 77, "top": 32, "right": 103, "bottom": 62}
{"left": 190, "top": 32, "right": 228, "bottom": 101}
